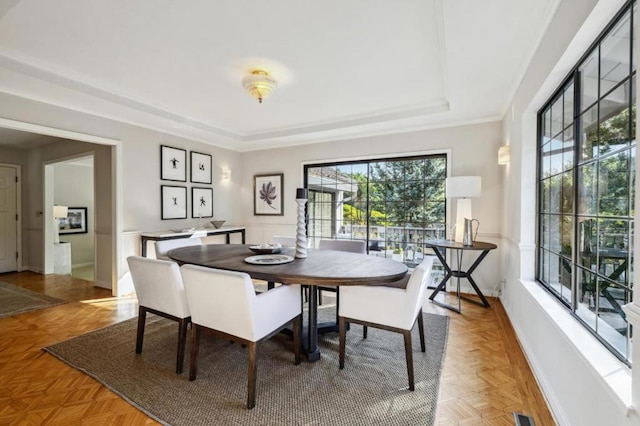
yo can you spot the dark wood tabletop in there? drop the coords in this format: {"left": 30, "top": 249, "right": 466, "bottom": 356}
{"left": 425, "top": 239, "right": 497, "bottom": 251}
{"left": 167, "top": 244, "right": 408, "bottom": 286}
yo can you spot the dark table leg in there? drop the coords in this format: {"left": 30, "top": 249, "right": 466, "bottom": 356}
{"left": 306, "top": 286, "right": 321, "bottom": 362}
{"left": 428, "top": 247, "right": 491, "bottom": 312}
{"left": 141, "top": 236, "right": 149, "bottom": 257}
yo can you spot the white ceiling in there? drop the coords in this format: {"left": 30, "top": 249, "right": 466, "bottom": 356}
{"left": 0, "top": 0, "right": 559, "bottom": 151}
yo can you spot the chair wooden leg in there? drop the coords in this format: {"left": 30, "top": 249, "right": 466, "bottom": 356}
{"left": 176, "top": 317, "right": 189, "bottom": 374}
{"left": 247, "top": 342, "right": 258, "bottom": 409}
{"left": 338, "top": 316, "right": 346, "bottom": 369}
{"left": 417, "top": 310, "right": 426, "bottom": 353}
{"left": 135, "top": 306, "right": 147, "bottom": 354}
{"left": 403, "top": 329, "right": 415, "bottom": 391}
{"left": 363, "top": 325, "right": 368, "bottom": 339}
{"left": 293, "top": 315, "right": 302, "bottom": 365}
{"left": 189, "top": 325, "right": 201, "bottom": 381}
{"left": 319, "top": 289, "right": 323, "bottom": 305}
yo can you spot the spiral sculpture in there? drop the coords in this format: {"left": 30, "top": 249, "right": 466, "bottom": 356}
{"left": 295, "top": 197, "right": 308, "bottom": 258}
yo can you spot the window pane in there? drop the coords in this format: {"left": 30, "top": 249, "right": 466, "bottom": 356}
{"left": 598, "top": 151, "right": 630, "bottom": 217}
{"left": 551, "top": 96, "right": 563, "bottom": 137}
{"left": 595, "top": 280, "right": 630, "bottom": 359}
{"left": 561, "top": 172, "right": 574, "bottom": 214}
{"left": 578, "top": 162, "right": 597, "bottom": 215}
{"left": 549, "top": 215, "right": 562, "bottom": 254}
{"left": 580, "top": 49, "right": 599, "bottom": 112}
{"left": 549, "top": 175, "right": 562, "bottom": 213}
{"left": 542, "top": 141, "right": 552, "bottom": 177}
{"left": 600, "top": 10, "right": 631, "bottom": 95}
{"left": 563, "top": 127, "right": 575, "bottom": 171}
{"left": 564, "top": 83, "right": 575, "bottom": 128}
{"left": 576, "top": 267, "right": 598, "bottom": 329}
{"left": 543, "top": 107, "right": 552, "bottom": 140}
{"left": 550, "top": 134, "right": 563, "bottom": 175}
{"left": 580, "top": 105, "right": 598, "bottom": 161}
{"left": 598, "top": 79, "right": 631, "bottom": 155}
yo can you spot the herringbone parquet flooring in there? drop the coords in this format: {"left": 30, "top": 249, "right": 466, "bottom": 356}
{"left": 0, "top": 272, "right": 555, "bottom": 425}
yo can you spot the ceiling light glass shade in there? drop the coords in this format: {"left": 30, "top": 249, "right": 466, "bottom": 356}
{"left": 242, "top": 70, "right": 277, "bottom": 103}
{"left": 445, "top": 176, "right": 481, "bottom": 198}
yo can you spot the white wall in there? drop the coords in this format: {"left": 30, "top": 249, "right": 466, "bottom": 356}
{"left": 501, "top": 0, "right": 637, "bottom": 424}
{"left": 53, "top": 161, "right": 94, "bottom": 267}
{"left": 241, "top": 121, "right": 504, "bottom": 296}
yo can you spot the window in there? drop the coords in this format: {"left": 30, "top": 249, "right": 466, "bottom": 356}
{"left": 537, "top": 1, "right": 636, "bottom": 364}
{"left": 304, "top": 155, "right": 446, "bottom": 269}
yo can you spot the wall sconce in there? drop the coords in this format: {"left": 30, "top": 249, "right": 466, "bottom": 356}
{"left": 221, "top": 169, "right": 231, "bottom": 180}
{"left": 498, "top": 145, "right": 510, "bottom": 165}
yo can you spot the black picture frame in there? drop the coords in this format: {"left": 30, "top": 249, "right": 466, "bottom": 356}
{"left": 192, "top": 187, "right": 213, "bottom": 218}
{"left": 190, "top": 151, "right": 212, "bottom": 184}
{"left": 161, "top": 185, "right": 188, "bottom": 219}
{"left": 161, "top": 145, "right": 187, "bottom": 182}
{"left": 254, "top": 173, "right": 284, "bottom": 216}
{"left": 58, "top": 207, "right": 88, "bottom": 234}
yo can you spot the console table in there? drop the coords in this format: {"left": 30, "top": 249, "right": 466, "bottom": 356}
{"left": 140, "top": 227, "right": 246, "bottom": 257}
{"left": 426, "top": 239, "right": 497, "bottom": 313}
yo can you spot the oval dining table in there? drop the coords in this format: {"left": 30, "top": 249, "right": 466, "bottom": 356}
{"left": 167, "top": 243, "right": 408, "bottom": 361}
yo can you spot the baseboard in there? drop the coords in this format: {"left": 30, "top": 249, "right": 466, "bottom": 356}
{"left": 71, "top": 262, "right": 94, "bottom": 269}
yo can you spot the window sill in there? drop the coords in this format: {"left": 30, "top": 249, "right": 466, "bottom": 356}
{"left": 519, "top": 279, "right": 632, "bottom": 410}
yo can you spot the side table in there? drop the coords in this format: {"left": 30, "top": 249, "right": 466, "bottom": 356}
{"left": 425, "top": 239, "right": 497, "bottom": 313}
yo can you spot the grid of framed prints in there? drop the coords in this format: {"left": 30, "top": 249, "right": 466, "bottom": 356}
{"left": 160, "top": 145, "right": 214, "bottom": 220}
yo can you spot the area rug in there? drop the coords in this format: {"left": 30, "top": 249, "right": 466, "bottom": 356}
{"left": 44, "top": 312, "right": 449, "bottom": 426}
{"left": 0, "top": 281, "right": 65, "bottom": 319}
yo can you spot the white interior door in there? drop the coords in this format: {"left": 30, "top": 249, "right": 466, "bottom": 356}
{"left": 0, "top": 166, "right": 17, "bottom": 272}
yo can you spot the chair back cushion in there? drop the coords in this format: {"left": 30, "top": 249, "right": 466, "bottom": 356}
{"left": 126, "top": 256, "right": 190, "bottom": 318}
{"left": 155, "top": 238, "right": 202, "bottom": 260}
{"left": 319, "top": 239, "right": 366, "bottom": 254}
{"left": 339, "top": 256, "right": 434, "bottom": 330}
{"left": 272, "top": 236, "right": 297, "bottom": 247}
{"left": 181, "top": 264, "right": 301, "bottom": 342}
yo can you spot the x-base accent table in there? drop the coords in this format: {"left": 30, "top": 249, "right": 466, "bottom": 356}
{"left": 426, "top": 239, "right": 497, "bottom": 313}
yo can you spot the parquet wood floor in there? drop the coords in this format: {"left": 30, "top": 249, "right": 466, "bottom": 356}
{"left": 0, "top": 272, "right": 555, "bottom": 425}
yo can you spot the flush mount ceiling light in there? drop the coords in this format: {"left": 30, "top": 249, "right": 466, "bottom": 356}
{"left": 241, "top": 69, "right": 277, "bottom": 103}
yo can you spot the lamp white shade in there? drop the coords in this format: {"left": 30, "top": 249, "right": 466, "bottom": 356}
{"left": 445, "top": 176, "right": 481, "bottom": 198}
{"left": 53, "top": 205, "right": 68, "bottom": 219}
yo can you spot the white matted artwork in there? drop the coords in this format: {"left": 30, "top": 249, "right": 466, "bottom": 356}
{"left": 192, "top": 187, "right": 213, "bottom": 218}
{"left": 254, "top": 173, "right": 284, "bottom": 216}
{"left": 190, "top": 151, "right": 212, "bottom": 184}
{"left": 161, "top": 145, "right": 187, "bottom": 182}
{"left": 161, "top": 185, "right": 187, "bottom": 219}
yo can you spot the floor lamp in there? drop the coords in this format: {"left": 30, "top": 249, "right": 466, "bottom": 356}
{"left": 53, "top": 205, "right": 68, "bottom": 244}
{"left": 445, "top": 176, "right": 481, "bottom": 243}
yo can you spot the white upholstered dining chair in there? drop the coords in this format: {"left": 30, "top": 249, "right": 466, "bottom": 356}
{"left": 338, "top": 256, "right": 434, "bottom": 391}
{"left": 126, "top": 256, "right": 191, "bottom": 374}
{"left": 180, "top": 264, "right": 302, "bottom": 409}
{"left": 154, "top": 238, "right": 202, "bottom": 260}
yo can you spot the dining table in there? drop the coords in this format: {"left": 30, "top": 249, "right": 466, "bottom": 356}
{"left": 167, "top": 243, "right": 408, "bottom": 361}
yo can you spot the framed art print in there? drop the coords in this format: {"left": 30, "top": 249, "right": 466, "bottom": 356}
{"left": 161, "top": 185, "right": 188, "bottom": 219}
{"left": 192, "top": 187, "right": 213, "bottom": 218}
{"left": 254, "top": 173, "right": 284, "bottom": 216}
{"left": 190, "top": 151, "right": 212, "bottom": 184}
{"left": 161, "top": 145, "right": 187, "bottom": 182}
{"left": 58, "top": 207, "right": 88, "bottom": 234}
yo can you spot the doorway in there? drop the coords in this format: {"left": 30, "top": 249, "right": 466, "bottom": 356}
{"left": 0, "top": 165, "right": 19, "bottom": 273}
{"left": 48, "top": 156, "right": 95, "bottom": 281}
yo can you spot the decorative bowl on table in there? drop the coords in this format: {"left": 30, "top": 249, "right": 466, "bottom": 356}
{"left": 249, "top": 244, "right": 282, "bottom": 254}
{"left": 210, "top": 220, "right": 226, "bottom": 229}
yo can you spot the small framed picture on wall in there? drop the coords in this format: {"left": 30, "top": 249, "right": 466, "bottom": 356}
{"left": 161, "top": 145, "right": 187, "bottom": 182}
{"left": 192, "top": 187, "right": 213, "bottom": 218}
{"left": 254, "top": 173, "right": 284, "bottom": 216}
{"left": 161, "top": 185, "right": 188, "bottom": 219}
{"left": 190, "top": 151, "right": 212, "bottom": 184}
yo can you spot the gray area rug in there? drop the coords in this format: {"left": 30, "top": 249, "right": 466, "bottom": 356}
{"left": 0, "top": 281, "right": 64, "bottom": 319}
{"left": 44, "top": 310, "right": 448, "bottom": 426}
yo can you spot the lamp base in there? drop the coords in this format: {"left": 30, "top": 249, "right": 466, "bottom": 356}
{"left": 454, "top": 198, "right": 472, "bottom": 243}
